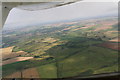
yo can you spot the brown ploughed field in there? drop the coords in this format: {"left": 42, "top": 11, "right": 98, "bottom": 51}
{"left": 99, "top": 42, "right": 120, "bottom": 50}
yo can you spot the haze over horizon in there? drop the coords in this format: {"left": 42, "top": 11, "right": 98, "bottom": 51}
{"left": 3, "top": 0, "right": 118, "bottom": 30}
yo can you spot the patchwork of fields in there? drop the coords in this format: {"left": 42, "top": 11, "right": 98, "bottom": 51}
{"left": 2, "top": 17, "right": 119, "bottom": 78}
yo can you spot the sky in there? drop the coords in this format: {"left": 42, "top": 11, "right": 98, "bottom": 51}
{"left": 3, "top": 0, "right": 118, "bottom": 30}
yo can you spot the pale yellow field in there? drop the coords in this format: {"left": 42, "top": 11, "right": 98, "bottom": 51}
{"left": 1, "top": 46, "right": 33, "bottom": 66}
{"left": 2, "top": 46, "right": 27, "bottom": 60}
{"left": 1, "top": 46, "right": 14, "bottom": 56}
{"left": 94, "top": 26, "right": 112, "bottom": 31}
{"left": 42, "top": 37, "right": 58, "bottom": 43}
{"left": 109, "top": 38, "right": 120, "bottom": 42}
{"left": 2, "top": 57, "right": 33, "bottom": 66}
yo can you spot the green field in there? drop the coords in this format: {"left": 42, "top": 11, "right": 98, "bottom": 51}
{"left": 37, "top": 63, "right": 57, "bottom": 78}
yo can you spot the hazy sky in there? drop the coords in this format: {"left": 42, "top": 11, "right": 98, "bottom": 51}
{"left": 3, "top": 0, "right": 118, "bottom": 29}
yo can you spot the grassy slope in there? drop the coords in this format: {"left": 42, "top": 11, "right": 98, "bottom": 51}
{"left": 37, "top": 63, "right": 57, "bottom": 78}
{"left": 2, "top": 60, "right": 31, "bottom": 77}
{"left": 57, "top": 46, "right": 118, "bottom": 78}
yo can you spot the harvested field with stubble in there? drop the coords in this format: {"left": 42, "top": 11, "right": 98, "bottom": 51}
{"left": 94, "top": 26, "right": 112, "bottom": 31}
{"left": 2, "top": 46, "right": 14, "bottom": 53}
{"left": 1, "top": 46, "right": 33, "bottom": 66}
{"left": 2, "top": 57, "right": 33, "bottom": 65}
{"left": 109, "top": 38, "right": 120, "bottom": 42}
{"left": 5, "top": 68, "right": 39, "bottom": 78}
{"left": 2, "top": 46, "right": 27, "bottom": 60}
{"left": 2, "top": 46, "right": 14, "bottom": 59}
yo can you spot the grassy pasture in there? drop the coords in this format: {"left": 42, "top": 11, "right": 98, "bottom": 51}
{"left": 37, "top": 63, "right": 57, "bottom": 78}
{"left": 56, "top": 46, "right": 118, "bottom": 78}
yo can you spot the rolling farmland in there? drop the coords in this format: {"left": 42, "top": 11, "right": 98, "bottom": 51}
{"left": 2, "top": 17, "right": 119, "bottom": 78}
